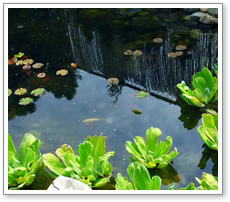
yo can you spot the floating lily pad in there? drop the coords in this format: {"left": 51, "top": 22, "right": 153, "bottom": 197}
{"left": 153, "top": 37, "right": 163, "bottom": 43}
{"left": 16, "top": 60, "right": 23, "bottom": 66}
{"left": 132, "top": 109, "right": 142, "bottom": 115}
{"left": 107, "top": 77, "right": 119, "bottom": 85}
{"left": 14, "top": 88, "right": 27, "bottom": 95}
{"left": 136, "top": 91, "right": 149, "bottom": 98}
{"left": 14, "top": 52, "right": 24, "bottom": 58}
{"left": 19, "top": 97, "right": 33, "bottom": 105}
{"left": 176, "top": 45, "right": 187, "bottom": 51}
{"left": 37, "top": 73, "right": 46, "bottom": 78}
{"left": 22, "top": 64, "right": 31, "bottom": 70}
{"left": 56, "top": 69, "right": 68, "bottom": 76}
{"left": 133, "top": 50, "right": 143, "bottom": 56}
{"left": 71, "top": 63, "right": 77, "bottom": 68}
{"left": 8, "top": 89, "right": 12, "bottom": 96}
{"left": 124, "top": 50, "right": 133, "bottom": 55}
{"left": 174, "top": 51, "right": 184, "bottom": 56}
{"left": 32, "top": 63, "right": 44, "bottom": 69}
{"left": 168, "top": 52, "right": 177, "bottom": 58}
{"left": 31, "top": 88, "right": 45, "bottom": 96}
{"left": 23, "top": 59, "right": 34, "bottom": 65}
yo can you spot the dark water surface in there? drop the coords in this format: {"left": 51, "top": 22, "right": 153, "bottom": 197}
{"left": 8, "top": 8, "right": 218, "bottom": 190}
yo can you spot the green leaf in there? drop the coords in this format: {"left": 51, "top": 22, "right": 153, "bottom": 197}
{"left": 8, "top": 89, "right": 12, "bottom": 96}
{"left": 136, "top": 91, "right": 149, "bottom": 98}
{"left": 14, "top": 52, "right": 24, "bottom": 58}
{"left": 19, "top": 97, "right": 33, "bottom": 105}
{"left": 146, "top": 127, "right": 161, "bottom": 153}
{"left": 93, "top": 176, "right": 111, "bottom": 188}
{"left": 196, "top": 173, "right": 218, "bottom": 190}
{"left": 95, "top": 152, "right": 114, "bottom": 176}
{"left": 8, "top": 134, "right": 19, "bottom": 165}
{"left": 31, "top": 88, "right": 45, "bottom": 96}
{"left": 134, "top": 136, "right": 147, "bottom": 159}
{"left": 115, "top": 173, "right": 134, "bottom": 190}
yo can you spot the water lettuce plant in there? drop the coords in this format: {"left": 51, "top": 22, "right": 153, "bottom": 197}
{"left": 136, "top": 91, "right": 149, "bottom": 98}
{"left": 125, "top": 127, "right": 179, "bottom": 168}
{"left": 197, "top": 113, "right": 218, "bottom": 151}
{"left": 115, "top": 161, "right": 161, "bottom": 190}
{"left": 19, "top": 97, "right": 33, "bottom": 105}
{"left": 42, "top": 135, "right": 114, "bottom": 188}
{"left": 177, "top": 67, "right": 218, "bottom": 108}
{"left": 8, "top": 133, "right": 44, "bottom": 190}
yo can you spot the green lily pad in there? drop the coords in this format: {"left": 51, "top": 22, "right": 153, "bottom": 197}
{"left": 31, "top": 88, "right": 45, "bottom": 96}
{"left": 132, "top": 109, "right": 142, "bottom": 115}
{"left": 19, "top": 97, "right": 33, "bottom": 105}
{"left": 136, "top": 91, "right": 149, "bottom": 98}
{"left": 8, "top": 89, "right": 12, "bottom": 96}
{"left": 14, "top": 52, "right": 24, "bottom": 58}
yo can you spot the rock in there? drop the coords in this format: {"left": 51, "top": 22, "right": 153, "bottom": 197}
{"left": 183, "top": 8, "right": 200, "bottom": 13}
{"left": 191, "top": 12, "right": 207, "bottom": 18}
{"left": 47, "top": 176, "right": 92, "bottom": 190}
{"left": 200, "top": 8, "right": 208, "bottom": 12}
{"left": 208, "top": 8, "right": 218, "bottom": 16}
{"left": 200, "top": 14, "right": 218, "bottom": 24}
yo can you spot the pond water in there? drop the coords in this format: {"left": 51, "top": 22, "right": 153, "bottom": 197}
{"left": 8, "top": 8, "right": 218, "bottom": 190}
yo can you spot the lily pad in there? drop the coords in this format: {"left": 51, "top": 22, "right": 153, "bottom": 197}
{"left": 37, "top": 73, "right": 46, "bottom": 78}
{"left": 107, "top": 77, "right": 119, "bottom": 85}
{"left": 132, "top": 109, "right": 142, "bottom": 114}
{"left": 174, "top": 51, "right": 184, "bottom": 56}
{"left": 14, "top": 88, "right": 27, "bottom": 95}
{"left": 19, "top": 97, "right": 33, "bottom": 105}
{"left": 32, "top": 63, "right": 44, "bottom": 69}
{"left": 153, "top": 37, "right": 163, "bottom": 43}
{"left": 56, "top": 69, "right": 68, "bottom": 76}
{"left": 14, "top": 52, "right": 24, "bottom": 58}
{"left": 23, "top": 59, "right": 34, "bottom": 65}
{"left": 124, "top": 50, "right": 133, "bottom": 55}
{"left": 168, "top": 52, "right": 177, "bottom": 58}
{"left": 31, "top": 88, "right": 45, "bottom": 96}
{"left": 16, "top": 60, "right": 23, "bottom": 66}
{"left": 133, "top": 50, "right": 143, "bottom": 56}
{"left": 8, "top": 89, "right": 12, "bottom": 96}
{"left": 136, "top": 91, "right": 149, "bottom": 98}
{"left": 176, "top": 45, "right": 187, "bottom": 51}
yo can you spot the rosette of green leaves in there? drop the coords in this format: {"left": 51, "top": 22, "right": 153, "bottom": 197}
{"left": 197, "top": 113, "right": 218, "bottom": 151}
{"left": 125, "top": 127, "right": 179, "bottom": 169}
{"left": 42, "top": 135, "right": 114, "bottom": 188}
{"left": 177, "top": 67, "right": 218, "bottom": 108}
{"left": 8, "top": 133, "right": 44, "bottom": 190}
{"left": 115, "top": 161, "right": 161, "bottom": 190}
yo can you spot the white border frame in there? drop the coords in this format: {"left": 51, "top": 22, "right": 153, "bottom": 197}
{"left": 3, "top": 3, "right": 223, "bottom": 195}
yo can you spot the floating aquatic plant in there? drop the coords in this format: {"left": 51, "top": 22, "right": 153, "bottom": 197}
{"left": 168, "top": 52, "right": 177, "bottom": 58}
{"left": 174, "top": 51, "right": 184, "bottom": 56}
{"left": 14, "top": 88, "right": 27, "bottom": 96}
{"left": 153, "top": 37, "right": 163, "bottom": 43}
{"left": 19, "top": 97, "right": 33, "bottom": 105}
{"left": 32, "top": 63, "right": 44, "bottom": 69}
{"left": 56, "top": 69, "right": 68, "bottom": 76}
{"left": 43, "top": 134, "right": 114, "bottom": 188}
{"left": 115, "top": 161, "right": 161, "bottom": 190}
{"left": 14, "top": 52, "right": 24, "bottom": 58}
{"left": 125, "top": 127, "right": 179, "bottom": 168}
{"left": 107, "top": 77, "right": 119, "bottom": 85}
{"left": 136, "top": 91, "right": 149, "bottom": 98}
{"left": 8, "top": 133, "right": 44, "bottom": 190}
{"left": 23, "top": 59, "right": 34, "bottom": 65}
{"left": 8, "top": 89, "right": 12, "bottom": 96}
{"left": 124, "top": 50, "right": 133, "bottom": 55}
{"left": 133, "top": 50, "right": 143, "bottom": 56}
{"left": 197, "top": 113, "right": 218, "bottom": 151}
{"left": 31, "top": 88, "right": 45, "bottom": 96}
{"left": 37, "top": 73, "right": 46, "bottom": 78}
{"left": 176, "top": 45, "right": 187, "bottom": 51}
{"left": 177, "top": 67, "right": 218, "bottom": 108}
{"left": 22, "top": 65, "right": 31, "bottom": 70}
{"left": 16, "top": 60, "right": 23, "bottom": 66}
{"left": 132, "top": 109, "right": 142, "bottom": 115}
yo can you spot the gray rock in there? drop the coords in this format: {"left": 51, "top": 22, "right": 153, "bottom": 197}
{"left": 183, "top": 8, "right": 200, "bottom": 13}
{"left": 200, "top": 8, "right": 208, "bottom": 12}
{"left": 191, "top": 12, "right": 207, "bottom": 18}
{"left": 208, "top": 8, "right": 218, "bottom": 16}
{"left": 47, "top": 176, "right": 92, "bottom": 191}
{"left": 200, "top": 14, "right": 218, "bottom": 24}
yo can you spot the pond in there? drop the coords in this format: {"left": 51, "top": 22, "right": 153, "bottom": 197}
{"left": 8, "top": 8, "right": 218, "bottom": 190}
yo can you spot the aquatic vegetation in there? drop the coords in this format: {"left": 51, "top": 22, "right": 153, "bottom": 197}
{"left": 107, "top": 77, "right": 119, "bottom": 85}
{"left": 71, "top": 63, "right": 77, "bottom": 68}
{"left": 153, "top": 37, "right": 163, "bottom": 43}
{"left": 174, "top": 51, "right": 184, "bottom": 56}
{"left": 23, "top": 59, "right": 34, "bottom": 65}
{"left": 14, "top": 88, "right": 27, "bottom": 96}
{"left": 16, "top": 60, "right": 23, "bottom": 66}
{"left": 133, "top": 50, "right": 143, "bottom": 56}
{"left": 197, "top": 113, "right": 218, "bottom": 151}
{"left": 19, "top": 97, "right": 33, "bottom": 105}
{"left": 14, "top": 52, "right": 24, "bottom": 58}
{"left": 115, "top": 161, "right": 161, "bottom": 190}
{"left": 32, "top": 63, "right": 44, "bottom": 69}
{"left": 167, "top": 52, "right": 177, "bottom": 58}
{"left": 124, "top": 50, "right": 133, "bottom": 55}
{"left": 22, "top": 64, "right": 31, "bottom": 70}
{"left": 83, "top": 118, "right": 102, "bottom": 124}
{"left": 8, "top": 57, "right": 17, "bottom": 65}
{"left": 37, "top": 72, "right": 46, "bottom": 78}
{"left": 213, "top": 58, "right": 218, "bottom": 77}
{"left": 31, "top": 88, "right": 45, "bottom": 96}
{"left": 136, "top": 91, "right": 149, "bottom": 98}
{"left": 177, "top": 67, "right": 218, "bottom": 108}
{"left": 42, "top": 135, "right": 114, "bottom": 188}
{"left": 125, "top": 127, "right": 179, "bottom": 168}
{"left": 8, "top": 89, "right": 12, "bottom": 96}
{"left": 176, "top": 45, "right": 187, "bottom": 51}
{"left": 56, "top": 69, "right": 68, "bottom": 76}
{"left": 132, "top": 109, "right": 142, "bottom": 115}
{"left": 8, "top": 133, "right": 44, "bottom": 190}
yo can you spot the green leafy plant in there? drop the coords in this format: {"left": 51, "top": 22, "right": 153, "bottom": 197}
{"left": 42, "top": 134, "right": 114, "bottom": 188}
{"left": 8, "top": 133, "right": 44, "bottom": 190}
{"left": 8, "top": 89, "right": 12, "bottom": 96}
{"left": 115, "top": 161, "right": 161, "bottom": 190}
{"left": 19, "top": 97, "right": 33, "bottom": 105}
{"left": 136, "top": 91, "right": 149, "bottom": 98}
{"left": 125, "top": 127, "right": 179, "bottom": 168}
{"left": 31, "top": 88, "right": 45, "bottom": 96}
{"left": 177, "top": 67, "right": 218, "bottom": 108}
{"left": 14, "top": 52, "right": 24, "bottom": 58}
{"left": 197, "top": 113, "right": 218, "bottom": 151}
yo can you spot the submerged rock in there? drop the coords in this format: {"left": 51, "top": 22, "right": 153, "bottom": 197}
{"left": 200, "top": 14, "right": 218, "bottom": 24}
{"left": 47, "top": 176, "right": 92, "bottom": 191}
{"left": 208, "top": 8, "right": 218, "bottom": 16}
{"left": 200, "top": 8, "right": 208, "bottom": 12}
